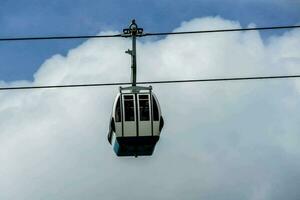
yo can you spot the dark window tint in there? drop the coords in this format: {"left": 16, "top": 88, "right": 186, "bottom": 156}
{"left": 124, "top": 95, "right": 135, "bottom": 121}
{"left": 124, "top": 95, "right": 133, "bottom": 100}
{"left": 115, "top": 97, "right": 121, "bottom": 122}
{"left": 139, "top": 95, "right": 148, "bottom": 100}
{"left": 139, "top": 95, "right": 150, "bottom": 121}
{"left": 152, "top": 96, "right": 159, "bottom": 121}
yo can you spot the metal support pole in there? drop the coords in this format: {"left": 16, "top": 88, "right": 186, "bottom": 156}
{"left": 123, "top": 20, "right": 143, "bottom": 87}
{"left": 131, "top": 33, "right": 137, "bottom": 86}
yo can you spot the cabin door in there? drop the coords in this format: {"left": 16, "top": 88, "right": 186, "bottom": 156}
{"left": 137, "top": 94, "right": 152, "bottom": 136}
{"left": 122, "top": 94, "right": 137, "bottom": 137}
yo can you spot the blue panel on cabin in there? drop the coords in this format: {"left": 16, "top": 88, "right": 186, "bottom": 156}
{"left": 113, "top": 136, "right": 160, "bottom": 157}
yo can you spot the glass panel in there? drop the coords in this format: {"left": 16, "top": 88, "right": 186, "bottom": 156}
{"left": 115, "top": 97, "right": 121, "bottom": 122}
{"left": 139, "top": 95, "right": 148, "bottom": 100}
{"left": 139, "top": 95, "right": 150, "bottom": 121}
{"left": 152, "top": 96, "right": 159, "bottom": 121}
{"left": 124, "top": 95, "right": 133, "bottom": 100}
{"left": 124, "top": 95, "right": 135, "bottom": 121}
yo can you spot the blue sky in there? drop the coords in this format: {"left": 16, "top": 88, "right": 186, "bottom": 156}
{"left": 0, "top": 0, "right": 300, "bottom": 81}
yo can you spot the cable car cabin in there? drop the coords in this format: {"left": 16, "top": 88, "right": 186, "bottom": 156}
{"left": 108, "top": 86, "right": 164, "bottom": 157}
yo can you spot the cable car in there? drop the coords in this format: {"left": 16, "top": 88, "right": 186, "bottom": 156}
{"left": 107, "top": 20, "right": 164, "bottom": 157}
{"left": 108, "top": 86, "right": 164, "bottom": 157}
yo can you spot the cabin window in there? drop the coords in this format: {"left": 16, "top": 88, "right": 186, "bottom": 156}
{"left": 115, "top": 97, "right": 121, "bottom": 122}
{"left": 139, "top": 95, "right": 150, "bottom": 121}
{"left": 152, "top": 96, "right": 159, "bottom": 121}
{"left": 124, "top": 95, "right": 135, "bottom": 121}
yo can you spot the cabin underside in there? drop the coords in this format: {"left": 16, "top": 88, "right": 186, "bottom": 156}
{"left": 112, "top": 136, "right": 160, "bottom": 157}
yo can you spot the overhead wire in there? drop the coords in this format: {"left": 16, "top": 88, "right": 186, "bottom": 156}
{"left": 1, "top": 74, "right": 300, "bottom": 91}
{"left": 0, "top": 24, "right": 300, "bottom": 91}
{"left": 142, "top": 25, "right": 300, "bottom": 36}
{"left": 0, "top": 34, "right": 123, "bottom": 42}
{"left": 0, "top": 25, "right": 299, "bottom": 41}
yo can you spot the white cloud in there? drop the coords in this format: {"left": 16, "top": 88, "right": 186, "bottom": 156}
{"left": 1, "top": 17, "right": 300, "bottom": 200}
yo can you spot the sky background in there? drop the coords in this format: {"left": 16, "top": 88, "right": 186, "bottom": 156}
{"left": 1, "top": 1, "right": 300, "bottom": 200}
{"left": 0, "top": 0, "right": 300, "bottom": 81}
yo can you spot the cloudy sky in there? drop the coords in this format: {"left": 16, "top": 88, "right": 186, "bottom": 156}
{"left": 1, "top": 1, "right": 300, "bottom": 200}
